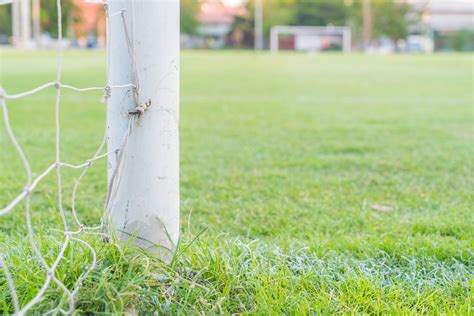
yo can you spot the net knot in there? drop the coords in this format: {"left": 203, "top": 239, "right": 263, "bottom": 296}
{"left": 24, "top": 185, "right": 32, "bottom": 195}
{"left": 0, "top": 87, "right": 5, "bottom": 99}
{"left": 128, "top": 99, "right": 151, "bottom": 116}
{"left": 102, "top": 85, "right": 112, "bottom": 102}
{"left": 86, "top": 159, "right": 93, "bottom": 167}
{"left": 54, "top": 81, "right": 61, "bottom": 89}
{"left": 46, "top": 270, "right": 54, "bottom": 277}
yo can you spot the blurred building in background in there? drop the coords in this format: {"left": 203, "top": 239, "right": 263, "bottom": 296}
{"left": 406, "top": 0, "right": 474, "bottom": 52}
{"left": 196, "top": 1, "right": 246, "bottom": 49}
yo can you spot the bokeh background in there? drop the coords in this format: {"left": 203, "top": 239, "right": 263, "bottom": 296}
{"left": 0, "top": 0, "right": 473, "bottom": 52}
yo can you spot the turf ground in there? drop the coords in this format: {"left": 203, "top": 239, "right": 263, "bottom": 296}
{"left": 0, "top": 50, "right": 472, "bottom": 314}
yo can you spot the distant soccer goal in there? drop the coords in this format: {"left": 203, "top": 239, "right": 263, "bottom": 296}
{"left": 270, "top": 25, "right": 352, "bottom": 53}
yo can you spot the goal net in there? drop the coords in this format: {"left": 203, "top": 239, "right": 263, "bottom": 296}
{"left": 0, "top": 0, "right": 162, "bottom": 314}
{"left": 270, "top": 25, "right": 352, "bottom": 53}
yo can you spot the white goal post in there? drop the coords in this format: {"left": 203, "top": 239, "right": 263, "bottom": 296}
{"left": 0, "top": 0, "right": 180, "bottom": 313}
{"left": 270, "top": 25, "right": 352, "bottom": 53}
{"left": 107, "top": 0, "right": 180, "bottom": 260}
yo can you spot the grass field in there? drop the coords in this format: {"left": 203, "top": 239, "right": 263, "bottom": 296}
{"left": 0, "top": 50, "right": 472, "bottom": 314}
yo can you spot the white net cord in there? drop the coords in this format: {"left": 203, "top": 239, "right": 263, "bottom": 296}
{"left": 0, "top": 0, "right": 141, "bottom": 314}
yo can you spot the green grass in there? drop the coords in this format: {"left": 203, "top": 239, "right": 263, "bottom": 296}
{"left": 0, "top": 50, "right": 472, "bottom": 314}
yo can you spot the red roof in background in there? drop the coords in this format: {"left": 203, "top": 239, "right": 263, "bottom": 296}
{"left": 198, "top": 1, "right": 247, "bottom": 25}
{"left": 73, "top": 0, "right": 103, "bottom": 33}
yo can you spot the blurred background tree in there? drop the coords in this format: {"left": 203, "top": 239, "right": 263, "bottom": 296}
{"left": 40, "top": 0, "right": 77, "bottom": 38}
{"left": 263, "top": 0, "right": 296, "bottom": 33}
{"left": 450, "top": 29, "right": 474, "bottom": 52}
{"left": 292, "top": 0, "right": 349, "bottom": 26}
{"left": 0, "top": 5, "right": 12, "bottom": 35}
{"left": 0, "top": 1, "right": 77, "bottom": 41}
{"left": 181, "top": 0, "right": 199, "bottom": 35}
{"left": 229, "top": 13, "right": 254, "bottom": 48}
{"left": 348, "top": 0, "right": 413, "bottom": 44}
{"left": 0, "top": 6, "right": 12, "bottom": 36}
{"left": 371, "top": 0, "right": 412, "bottom": 42}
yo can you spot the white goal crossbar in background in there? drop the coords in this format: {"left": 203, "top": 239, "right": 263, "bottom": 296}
{"left": 0, "top": 0, "right": 179, "bottom": 314}
{"left": 270, "top": 25, "right": 352, "bottom": 53}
